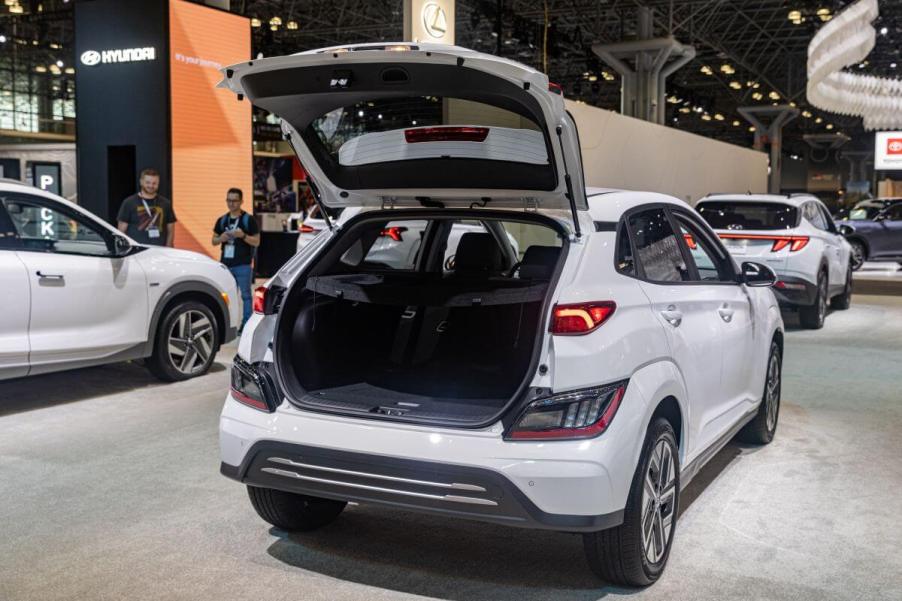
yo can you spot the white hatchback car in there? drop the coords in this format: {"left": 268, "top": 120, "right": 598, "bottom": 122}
{"left": 218, "top": 44, "right": 785, "bottom": 586}
{"left": 696, "top": 193, "right": 853, "bottom": 329}
{"left": 0, "top": 179, "right": 239, "bottom": 381}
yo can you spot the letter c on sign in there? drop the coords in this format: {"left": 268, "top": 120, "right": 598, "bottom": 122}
{"left": 80, "top": 50, "right": 101, "bottom": 66}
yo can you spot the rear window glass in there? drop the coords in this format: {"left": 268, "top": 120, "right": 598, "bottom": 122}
{"left": 310, "top": 96, "right": 547, "bottom": 167}
{"left": 696, "top": 201, "right": 798, "bottom": 231}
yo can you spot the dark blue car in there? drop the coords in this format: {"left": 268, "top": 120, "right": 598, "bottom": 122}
{"left": 840, "top": 201, "right": 902, "bottom": 270}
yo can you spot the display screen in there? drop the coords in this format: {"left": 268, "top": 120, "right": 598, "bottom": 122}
{"left": 169, "top": 0, "right": 251, "bottom": 257}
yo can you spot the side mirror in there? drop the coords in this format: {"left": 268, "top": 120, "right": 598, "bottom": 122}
{"left": 112, "top": 235, "right": 132, "bottom": 256}
{"left": 740, "top": 261, "right": 777, "bottom": 287}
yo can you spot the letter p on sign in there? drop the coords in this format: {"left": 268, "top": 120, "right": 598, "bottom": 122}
{"left": 39, "top": 174, "right": 54, "bottom": 190}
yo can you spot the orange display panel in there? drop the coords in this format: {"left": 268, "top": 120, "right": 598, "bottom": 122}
{"left": 169, "top": 0, "right": 251, "bottom": 257}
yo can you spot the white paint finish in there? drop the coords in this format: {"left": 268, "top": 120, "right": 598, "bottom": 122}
{"left": 567, "top": 100, "right": 768, "bottom": 204}
{"left": 16, "top": 250, "right": 149, "bottom": 366}
{"left": 0, "top": 251, "right": 30, "bottom": 377}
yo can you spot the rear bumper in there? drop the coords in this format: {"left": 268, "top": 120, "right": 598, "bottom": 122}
{"left": 772, "top": 275, "right": 817, "bottom": 307}
{"left": 220, "top": 440, "right": 623, "bottom": 532}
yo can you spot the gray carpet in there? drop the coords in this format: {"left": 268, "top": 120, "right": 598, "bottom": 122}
{"left": 1, "top": 295, "right": 901, "bottom": 601}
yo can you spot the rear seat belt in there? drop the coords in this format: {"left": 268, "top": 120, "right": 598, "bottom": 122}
{"left": 390, "top": 306, "right": 420, "bottom": 365}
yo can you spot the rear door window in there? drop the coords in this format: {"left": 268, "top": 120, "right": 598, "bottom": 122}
{"left": 627, "top": 208, "right": 690, "bottom": 283}
{"left": 672, "top": 213, "right": 734, "bottom": 282}
{"left": 697, "top": 201, "right": 798, "bottom": 231}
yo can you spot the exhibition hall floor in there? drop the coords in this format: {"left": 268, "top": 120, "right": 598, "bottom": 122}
{"left": 2, "top": 297, "right": 901, "bottom": 601}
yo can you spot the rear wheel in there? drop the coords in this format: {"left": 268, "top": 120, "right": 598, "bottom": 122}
{"left": 147, "top": 301, "right": 219, "bottom": 381}
{"left": 583, "top": 418, "right": 678, "bottom": 587}
{"left": 849, "top": 240, "right": 866, "bottom": 271}
{"left": 799, "top": 270, "right": 827, "bottom": 329}
{"left": 247, "top": 486, "right": 346, "bottom": 531}
{"left": 830, "top": 264, "right": 853, "bottom": 310}
{"left": 739, "top": 341, "right": 782, "bottom": 444}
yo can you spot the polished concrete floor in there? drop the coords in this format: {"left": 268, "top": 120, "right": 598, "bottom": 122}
{"left": 2, "top": 296, "right": 901, "bottom": 601}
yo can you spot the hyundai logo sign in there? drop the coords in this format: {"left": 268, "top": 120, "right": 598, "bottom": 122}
{"left": 80, "top": 47, "right": 156, "bottom": 66}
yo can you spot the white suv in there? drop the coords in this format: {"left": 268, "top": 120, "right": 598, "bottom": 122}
{"left": 0, "top": 179, "right": 239, "bottom": 381}
{"left": 217, "top": 44, "right": 784, "bottom": 587}
{"left": 696, "top": 193, "right": 853, "bottom": 329}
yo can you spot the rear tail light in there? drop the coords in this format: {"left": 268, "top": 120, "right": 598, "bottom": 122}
{"left": 299, "top": 223, "right": 319, "bottom": 234}
{"left": 683, "top": 233, "right": 698, "bottom": 249}
{"left": 404, "top": 126, "right": 489, "bottom": 143}
{"left": 789, "top": 237, "right": 809, "bottom": 252}
{"left": 230, "top": 358, "right": 276, "bottom": 412}
{"left": 252, "top": 285, "right": 267, "bottom": 314}
{"left": 380, "top": 226, "right": 407, "bottom": 242}
{"left": 550, "top": 302, "right": 616, "bottom": 335}
{"left": 507, "top": 382, "right": 627, "bottom": 440}
{"left": 548, "top": 82, "right": 564, "bottom": 95}
{"left": 718, "top": 234, "right": 810, "bottom": 252}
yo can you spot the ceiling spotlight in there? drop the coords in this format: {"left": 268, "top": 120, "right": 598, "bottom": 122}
{"left": 880, "top": 26, "right": 888, "bottom": 36}
{"left": 752, "top": 91, "right": 764, "bottom": 100}
{"left": 802, "top": 110, "right": 812, "bottom": 118}
{"left": 789, "top": 101, "right": 797, "bottom": 107}
{"left": 602, "top": 71, "right": 615, "bottom": 81}
{"left": 0, "top": 35, "right": 5, "bottom": 43}
{"left": 35, "top": 65, "right": 47, "bottom": 73}
{"left": 826, "top": 123, "right": 834, "bottom": 130}
{"left": 769, "top": 91, "right": 780, "bottom": 100}
{"left": 64, "top": 67, "right": 74, "bottom": 74}
{"left": 788, "top": 10, "right": 802, "bottom": 21}
{"left": 49, "top": 64, "right": 61, "bottom": 74}
{"left": 55, "top": 60, "right": 63, "bottom": 67}
{"left": 729, "top": 81, "right": 742, "bottom": 90}
{"left": 9, "top": 4, "right": 23, "bottom": 14}
{"left": 732, "top": 120, "right": 741, "bottom": 127}
{"left": 679, "top": 106, "right": 691, "bottom": 113}
{"left": 720, "top": 63, "right": 735, "bottom": 75}
{"left": 892, "top": 62, "right": 898, "bottom": 69}
{"left": 748, "top": 126, "right": 756, "bottom": 132}
{"left": 700, "top": 65, "right": 713, "bottom": 75}
{"left": 270, "top": 24, "right": 278, "bottom": 31}
{"left": 817, "top": 8, "right": 832, "bottom": 22}
{"left": 269, "top": 16, "right": 282, "bottom": 26}
{"left": 701, "top": 114, "right": 712, "bottom": 121}
{"left": 286, "top": 20, "right": 298, "bottom": 30}
{"left": 588, "top": 74, "right": 598, "bottom": 82}
{"left": 714, "top": 113, "right": 725, "bottom": 121}
{"left": 815, "top": 117, "right": 823, "bottom": 123}
{"left": 250, "top": 17, "right": 261, "bottom": 28}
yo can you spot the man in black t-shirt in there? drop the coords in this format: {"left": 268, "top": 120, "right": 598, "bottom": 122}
{"left": 116, "top": 168, "right": 177, "bottom": 246}
{"left": 213, "top": 188, "right": 260, "bottom": 330}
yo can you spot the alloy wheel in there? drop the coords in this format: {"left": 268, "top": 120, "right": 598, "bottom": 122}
{"left": 849, "top": 242, "right": 865, "bottom": 271}
{"left": 817, "top": 276, "right": 827, "bottom": 324}
{"left": 167, "top": 310, "right": 215, "bottom": 375}
{"left": 641, "top": 439, "right": 677, "bottom": 565}
{"left": 765, "top": 350, "right": 781, "bottom": 432}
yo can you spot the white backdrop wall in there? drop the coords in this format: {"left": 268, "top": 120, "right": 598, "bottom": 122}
{"left": 567, "top": 100, "right": 768, "bottom": 204}
{"left": 0, "top": 144, "right": 78, "bottom": 201}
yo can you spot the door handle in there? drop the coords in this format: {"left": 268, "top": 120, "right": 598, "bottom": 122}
{"left": 718, "top": 304, "right": 734, "bottom": 323}
{"left": 36, "top": 271, "right": 64, "bottom": 281}
{"left": 660, "top": 305, "right": 682, "bottom": 327}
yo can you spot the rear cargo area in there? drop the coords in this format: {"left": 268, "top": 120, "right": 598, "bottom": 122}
{"left": 274, "top": 213, "right": 565, "bottom": 425}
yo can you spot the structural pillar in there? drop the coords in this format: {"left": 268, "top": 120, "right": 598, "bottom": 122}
{"left": 739, "top": 105, "right": 800, "bottom": 194}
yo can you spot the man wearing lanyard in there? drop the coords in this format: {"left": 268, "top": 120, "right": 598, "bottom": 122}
{"left": 212, "top": 187, "right": 260, "bottom": 331}
{"left": 116, "top": 168, "right": 177, "bottom": 246}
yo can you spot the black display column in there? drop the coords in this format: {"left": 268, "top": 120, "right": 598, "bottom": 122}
{"left": 74, "top": 0, "right": 170, "bottom": 223}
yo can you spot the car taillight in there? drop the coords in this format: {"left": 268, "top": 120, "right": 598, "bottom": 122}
{"left": 683, "top": 233, "right": 697, "bottom": 249}
{"left": 548, "top": 82, "right": 564, "bottom": 95}
{"left": 507, "top": 383, "right": 627, "bottom": 440}
{"left": 252, "top": 285, "right": 267, "bottom": 314}
{"left": 230, "top": 358, "right": 276, "bottom": 412}
{"left": 770, "top": 236, "right": 808, "bottom": 252}
{"left": 299, "top": 224, "right": 318, "bottom": 234}
{"left": 550, "top": 302, "right": 616, "bottom": 335}
{"left": 380, "top": 226, "right": 407, "bottom": 242}
{"left": 404, "top": 126, "right": 489, "bottom": 143}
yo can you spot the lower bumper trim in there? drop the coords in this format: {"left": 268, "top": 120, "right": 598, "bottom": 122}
{"left": 220, "top": 440, "right": 623, "bottom": 532}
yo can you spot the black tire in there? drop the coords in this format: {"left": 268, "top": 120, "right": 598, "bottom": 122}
{"left": 739, "top": 340, "right": 782, "bottom": 444}
{"left": 583, "top": 418, "right": 679, "bottom": 587}
{"left": 848, "top": 239, "right": 866, "bottom": 271}
{"left": 830, "top": 264, "right": 853, "bottom": 310}
{"left": 146, "top": 300, "right": 219, "bottom": 382}
{"left": 798, "top": 270, "right": 827, "bottom": 329}
{"left": 247, "top": 486, "right": 346, "bottom": 531}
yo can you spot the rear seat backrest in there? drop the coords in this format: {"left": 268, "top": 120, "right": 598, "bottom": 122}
{"left": 518, "top": 245, "right": 560, "bottom": 280}
{"left": 452, "top": 232, "right": 504, "bottom": 276}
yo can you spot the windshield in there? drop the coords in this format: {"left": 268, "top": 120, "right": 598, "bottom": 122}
{"left": 696, "top": 201, "right": 799, "bottom": 231}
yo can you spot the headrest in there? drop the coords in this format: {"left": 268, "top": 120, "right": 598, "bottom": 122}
{"left": 518, "top": 245, "right": 560, "bottom": 280}
{"left": 453, "top": 232, "right": 503, "bottom": 275}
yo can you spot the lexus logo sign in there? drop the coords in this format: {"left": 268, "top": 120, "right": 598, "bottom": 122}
{"left": 80, "top": 50, "right": 101, "bottom": 66}
{"left": 422, "top": 2, "right": 448, "bottom": 38}
{"left": 80, "top": 47, "right": 156, "bottom": 66}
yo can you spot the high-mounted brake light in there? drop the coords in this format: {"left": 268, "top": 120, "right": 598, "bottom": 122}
{"left": 252, "top": 285, "right": 267, "bottom": 314}
{"left": 404, "top": 126, "right": 489, "bottom": 143}
{"left": 718, "top": 233, "right": 810, "bottom": 252}
{"left": 380, "top": 226, "right": 407, "bottom": 242}
{"left": 507, "top": 383, "right": 627, "bottom": 440}
{"left": 551, "top": 302, "right": 616, "bottom": 335}
{"left": 548, "top": 82, "right": 564, "bottom": 95}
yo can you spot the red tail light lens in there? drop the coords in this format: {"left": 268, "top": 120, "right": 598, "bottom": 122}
{"left": 718, "top": 233, "right": 810, "bottom": 253}
{"left": 507, "top": 383, "right": 627, "bottom": 440}
{"left": 551, "top": 302, "right": 616, "bottom": 335}
{"left": 789, "top": 237, "right": 809, "bottom": 251}
{"left": 252, "top": 285, "right": 267, "bottom": 314}
{"left": 379, "top": 226, "right": 407, "bottom": 242}
{"left": 548, "top": 82, "right": 564, "bottom": 95}
{"left": 230, "top": 358, "right": 275, "bottom": 413}
{"left": 404, "top": 126, "right": 489, "bottom": 143}
{"left": 683, "top": 233, "right": 697, "bottom": 249}
{"left": 299, "top": 223, "right": 318, "bottom": 233}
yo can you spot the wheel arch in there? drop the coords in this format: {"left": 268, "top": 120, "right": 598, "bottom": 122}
{"left": 846, "top": 235, "right": 869, "bottom": 259}
{"left": 142, "top": 281, "right": 231, "bottom": 356}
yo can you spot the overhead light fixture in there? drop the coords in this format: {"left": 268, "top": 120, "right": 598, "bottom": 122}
{"left": 732, "top": 120, "right": 741, "bottom": 126}
{"left": 700, "top": 65, "right": 713, "bottom": 75}
{"left": 270, "top": 24, "right": 278, "bottom": 31}
{"left": 35, "top": 65, "right": 47, "bottom": 73}
{"left": 752, "top": 91, "right": 764, "bottom": 100}
{"left": 826, "top": 123, "right": 834, "bottom": 129}
{"left": 588, "top": 74, "right": 598, "bottom": 82}
{"left": 714, "top": 113, "right": 725, "bottom": 121}
{"left": 55, "top": 60, "right": 63, "bottom": 68}
{"left": 817, "top": 8, "right": 832, "bottom": 22}
{"left": 748, "top": 126, "right": 756, "bottom": 132}
{"left": 0, "top": 35, "right": 5, "bottom": 43}
{"left": 679, "top": 106, "right": 691, "bottom": 113}
{"left": 802, "top": 110, "right": 813, "bottom": 118}
{"left": 9, "top": 4, "right": 23, "bottom": 14}
{"left": 789, "top": 101, "right": 797, "bottom": 107}
{"left": 720, "top": 63, "right": 735, "bottom": 75}
{"left": 49, "top": 64, "right": 60, "bottom": 74}
{"left": 701, "top": 113, "right": 712, "bottom": 121}
{"left": 64, "top": 67, "right": 74, "bottom": 74}
{"left": 286, "top": 20, "right": 298, "bottom": 30}
{"left": 250, "top": 17, "right": 261, "bottom": 28}
{"left": 815, "top": 116, "right": 823, "bottom": 123}
{"left": 891, "top": 62, "right": 898, "bottom": 69}
{"left": 269, "top": 16, "right": 282, "bottom": 27}
{"left": 602, "top": 71, "right": 615, "bottom": 81}
{"left": 879, "top": 26, "right": 888, "bottom": 35}
{"left": 769, "top": 91, "right": 781, "bottom": 100}
{"left": 729, "top": 81, "right": 742, "bottom": 90}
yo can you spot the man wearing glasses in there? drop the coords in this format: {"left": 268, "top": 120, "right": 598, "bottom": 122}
{"left": 212, "top": 188, "right": 260, "bottom": 331}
